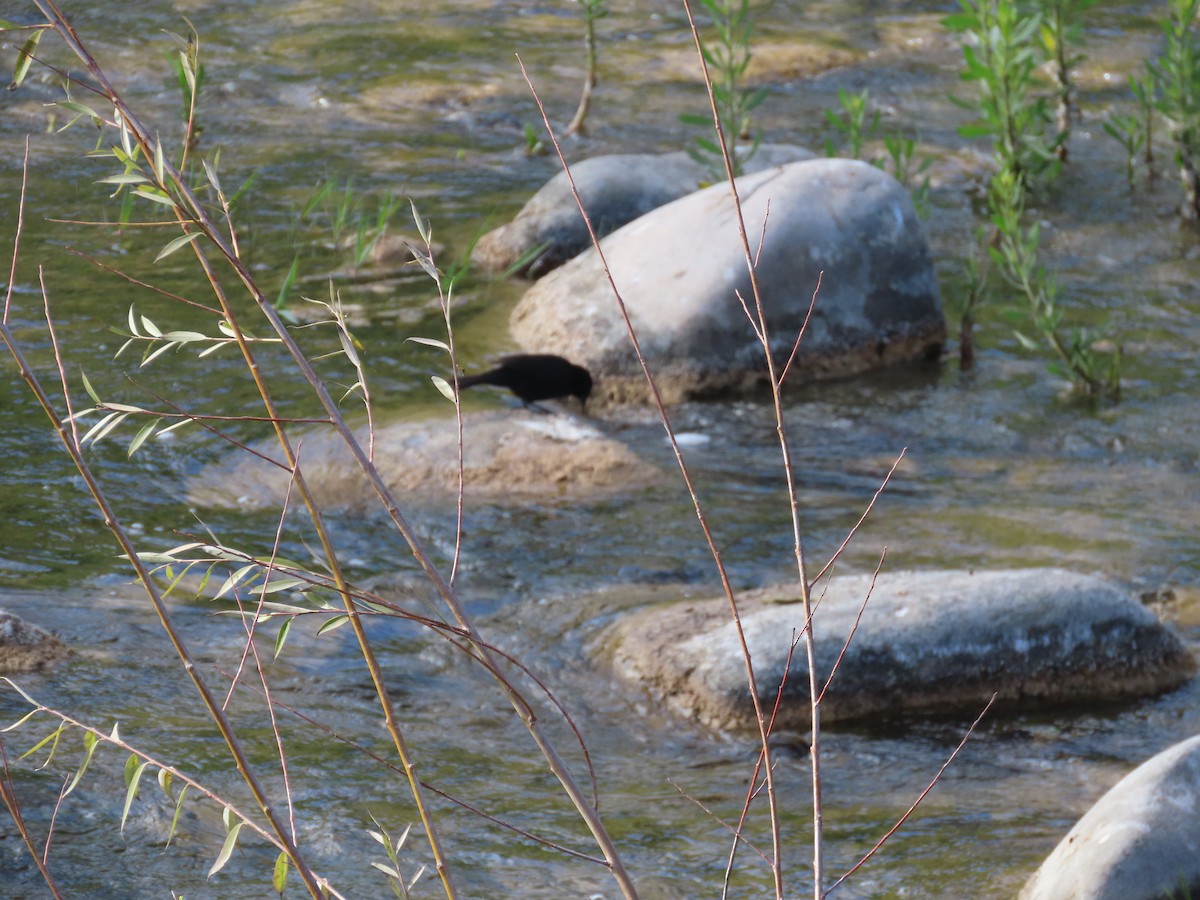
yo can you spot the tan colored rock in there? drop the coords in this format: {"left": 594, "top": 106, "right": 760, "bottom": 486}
{"left": 187, "top": 410, "right": 662, "bottom": 510}
{"left": 0, "top": 610, "right": 70, "bottom": 674}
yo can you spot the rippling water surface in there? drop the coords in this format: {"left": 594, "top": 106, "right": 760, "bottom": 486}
{"left": 1, "top": 2, "right": 1198, "bottom": 897}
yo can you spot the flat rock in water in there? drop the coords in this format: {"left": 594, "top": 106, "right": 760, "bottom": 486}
{"left": 186, "top": 411, "right": 661, "bottom": 510}
{"left": 1020, "top": 734, "right": 1200, "bottom": 900}
{"left": 0, "top": 609, "right": 70, "bottom": 674}
{"left": 601, "top": 569, "right": 1195, "bottom": 731}
{"left": 511, "top": 158, "right": 945, "bottom": 404}
{"left": 473, "top": 146, "right": 815, "bottom": 278}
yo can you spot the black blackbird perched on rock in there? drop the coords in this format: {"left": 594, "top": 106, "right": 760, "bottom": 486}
{"left": 457, "top": 354, "right": 593, "bottom": 411}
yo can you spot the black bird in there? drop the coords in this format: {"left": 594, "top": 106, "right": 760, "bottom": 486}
{"left": 458, "top": 354, "right": 593, "bottom": 411}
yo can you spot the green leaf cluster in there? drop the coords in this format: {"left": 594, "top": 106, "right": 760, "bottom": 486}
{"left": 682, "top": 0, "right": 769, "bottom": 178}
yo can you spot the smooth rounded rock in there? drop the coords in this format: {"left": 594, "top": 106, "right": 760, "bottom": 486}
{"left": 511, "top": 158, "right": 944, "bottom": 404}
{"left": 1020, "top": 734, "right": 1200, "bottom": 900}
{"left": 600, "top": 569, "right": 1195, "bottom": 731}
{"left": 186, "top": 411, "right": 662, "bottom": 509}
{"left": 472, "top": 146, "right": 816, "bottom": 278}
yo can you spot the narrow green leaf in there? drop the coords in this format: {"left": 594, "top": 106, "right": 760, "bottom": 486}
{"left": 272, "top": 851, "right": 289, "bottom": 894}
{"left": 19, "top": 722, "right": 65, "bottom": 763}
{"left": 139, "top": 315, "right": 162, "bottom": 338}
{"left": 158, "top": 418, "right": 192, "bottom": 438}
{"left": 166, "top": 784, "right": 188, "bottom": 847}
{"left": 141, "top": 341, "right": 180, "bottom": 367}
{"left": 1, "top": 707, "right": 41, "bottom": 733}
{"left": 153, "top": 139, "right": 165, "bottom": 185}
{"left": 409, "top": 199, "right": 431, "bottom": 245}
{"left": 127, "top": 418, "right": 160, "bottom": 457}
{"left": 404, "top": 336, "right": 450, "bottom": 352}
{"left": 197, "top": 342, "right": 231, "bottom": 358}
{"left": 65, "top": 406, "right": 101, "bottom": 423}
{"left": 259, "top": 577, "right": 306, "bottom": 594}
{"left": 63, "top": 729, "right": 102, "bottom": 798}
{"left": 430, "top": 375, "right": 456, "bottom": 402}
{"left": 410, "top": 247, "right": 438, "bottom": 281}
{"left": 273, "top": 617, "right": 293, "bottom": 659}
{"left": 316, "top": 614, "right": 350, "bottom": 636}
{"left": 202, "top": 157, "right": 222, "bottom": 194}
{"left": 82, "top": 411, "right": 125, "bottom": 446}
{"left": 208, "top": 820, "right": 243, "bottom": 877}
{"left": 96, "top": 173, "right": 149, "bottom": 185}
{"left": 276, "top": 255, "right": 300, "bottom": 309}
{"left": 1013, "top": 330, "right": 1040, "bottom": 351}
{"left": 79, "top": 369, "right": 101, "bottom": 404}
{"left": 133, "top": 187, "right": 178, "bottom": 209}
{"left": 56, "top": 100, "right": 101, "bottom": 121}
{"left": 157, "top": 767, "right": 174, "bottom": 799}
{"left": 957, "top": 123, "right": 995, "bottom": 139}
{"left": 138, "top": 543, "right": 201, "bottom": 562}
{"left": 104, "top": 402, "right": 151, "bottom": 414}
{"left": 409, "top": 864, "right": 427, "bottom": 889}
{"left": 120, "top": 759, "right": 150, "bottom": 834}
{"left": 214, "top": 564, "right": 259, "bottom": 601}
{"left": 154, "top": 231, "right": 203, "bottom": 263}
{"left": 118, "top": 113, "right": 133, "bottom": 158}
{"left": 337, "top": 328, "right": 361, "bottom": 368}
{"left": 180, "top": 51, "right": 196, "bottom": 93}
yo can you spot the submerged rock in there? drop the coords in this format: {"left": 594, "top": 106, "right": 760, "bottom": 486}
{"left": 511, "top": 158, "right": 945, "bottom": 405}
{"left": 0, "top": 609, "right": 69, "bottom": 674}
{"left": 472, "top": 146, "right": 816, "bottom": 278}
{"left": 1020, "top": 734, "right": 1200, "bottom": 900}
{"left": 186, "top": 410, "right": 662, "bottom": 509}
{"left": 601, "top": 569, "right": 1195, "bottom": 731}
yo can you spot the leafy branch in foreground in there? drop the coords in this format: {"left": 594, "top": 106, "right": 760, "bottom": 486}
{"left": 2, "top": 681, "right": 337, "bottom": 896}
{"left": 6, "top": 6, "right": 646, "bottom": 894}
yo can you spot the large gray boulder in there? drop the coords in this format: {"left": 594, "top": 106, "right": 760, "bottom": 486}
{"left": 1020, "top": 734, "right": 1200, "bottom": 900}
{"left": 511, "top": 158, "right": 945, "bottom": 405}
{"left": 473, "top": 146, "right": 816, "bottom": 278}
{"left": 600, "top": 569, "right": 1195, "bottom": 731}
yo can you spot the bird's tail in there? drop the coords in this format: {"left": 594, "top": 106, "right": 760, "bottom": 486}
{"left": 456, "top": 373, "right": 489, "bottom": 391}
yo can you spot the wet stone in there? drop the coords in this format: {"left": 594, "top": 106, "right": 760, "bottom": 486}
{"left": 473, "top": 146, "right": 815, "bottom": 278}
{"left": 186, "top": 410, "right": 663, "bottom": 510}
{"left": 599, "top": 568, "right": 1196, "bottom": 732}
{"left": 0, "top": 608, "right": 70, "bottom": 674}
{"left": 511, "top": 158, "right": 945, "bottom": 405}
{"left": 1020, "top": 733, "right": 1200, "bottom": 900}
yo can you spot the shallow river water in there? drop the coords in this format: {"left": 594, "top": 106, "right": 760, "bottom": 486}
{"left": 1, "top": 1, "right": 1199, "bottom": 898}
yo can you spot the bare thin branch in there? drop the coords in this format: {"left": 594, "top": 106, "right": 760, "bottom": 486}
{"left": 825, "top": 694, "right": 998, "bottom": 897}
